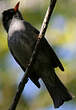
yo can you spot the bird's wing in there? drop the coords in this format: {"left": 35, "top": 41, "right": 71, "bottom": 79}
{"left": 24, "top": 21, "right": 64, "bottom": 71}
{"left": 40, "top": 37, "right": 64, "bottom": 71}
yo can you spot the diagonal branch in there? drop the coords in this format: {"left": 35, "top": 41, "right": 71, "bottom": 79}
{"left": 8, "top": 0, "right": 57, "bottom": 110}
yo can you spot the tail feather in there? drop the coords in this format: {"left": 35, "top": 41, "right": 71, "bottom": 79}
{"left": 41, "top": 68, "right": 72, "bottom": 108}
{"left": 48, "top": 84, "right": 72, "bottom": 108}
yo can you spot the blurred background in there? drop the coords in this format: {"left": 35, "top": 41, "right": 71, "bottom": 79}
{"left": 0, "top": 0, "right": 76, "bottom": 110}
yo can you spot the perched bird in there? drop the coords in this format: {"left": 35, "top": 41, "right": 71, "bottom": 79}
{"left": 2, "top": 2, "right": 72, "bottom": 108}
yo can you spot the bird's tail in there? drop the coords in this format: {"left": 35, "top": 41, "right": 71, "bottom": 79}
{"left": 41, "top": 68, "right": 72, "bottom": 108}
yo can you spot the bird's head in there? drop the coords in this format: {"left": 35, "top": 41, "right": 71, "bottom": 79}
{"left": 2, "top": 2, "right": 23, "bottom": 32}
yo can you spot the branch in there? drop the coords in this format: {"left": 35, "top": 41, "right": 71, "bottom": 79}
{"left": 8, "top": 0, "right": 57, "bottom": 110}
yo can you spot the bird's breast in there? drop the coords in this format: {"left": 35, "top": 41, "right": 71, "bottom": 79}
{"left": 8, "top": 32, "right": 32, "bottom": 69}
{"left": 8, "top": 18, "right": 26, "bottom": 39}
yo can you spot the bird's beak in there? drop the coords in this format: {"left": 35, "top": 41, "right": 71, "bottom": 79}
{"left": 14, "top": 1, "right": 20, "bottom": 12}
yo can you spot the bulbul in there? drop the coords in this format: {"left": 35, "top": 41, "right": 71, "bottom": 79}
{"left": 2, "top": 2, "right": 72, "bottom": 108}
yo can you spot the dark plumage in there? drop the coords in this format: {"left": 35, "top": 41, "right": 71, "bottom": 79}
{"left": 2, "top": 2, "right": 72, "bottom": 108}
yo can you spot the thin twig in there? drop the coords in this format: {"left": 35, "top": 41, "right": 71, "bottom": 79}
{"left": 8, "top": 0, "right": 57, "bottom": 110}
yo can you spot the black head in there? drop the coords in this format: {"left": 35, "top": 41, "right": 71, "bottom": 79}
{"left": 2, "top": 2, "right": 23, "bottom": 32}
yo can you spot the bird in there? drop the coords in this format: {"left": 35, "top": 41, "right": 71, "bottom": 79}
{"left": 2, "top": 2, "right": 72, "bottom": 108}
